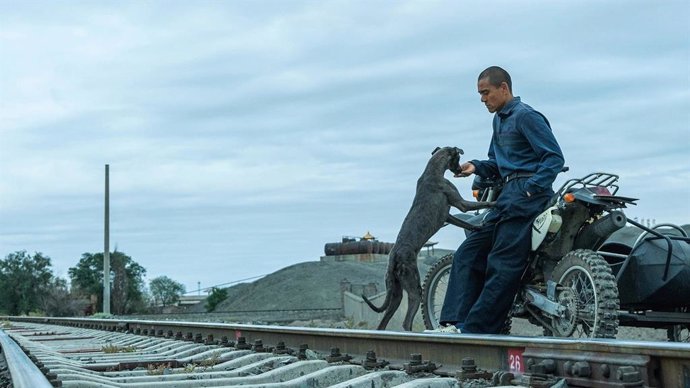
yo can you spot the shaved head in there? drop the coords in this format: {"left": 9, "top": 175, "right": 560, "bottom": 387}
{"left": 478, "top": 66, "right": 512, "bottom": 93}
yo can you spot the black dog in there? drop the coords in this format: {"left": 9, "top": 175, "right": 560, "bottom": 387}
{"left": 362, "top": 147, "right": 494, "bottom": 331}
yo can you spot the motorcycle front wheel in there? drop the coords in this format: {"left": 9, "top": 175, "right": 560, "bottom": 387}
{"left": 421, "top": 253, "right": 511, "bottom": 334}
{"left": 421, "top": 254, "right": 454, "bottom": 330}
{"left": 549, "top": 249, "right": 620, "bottom": 338}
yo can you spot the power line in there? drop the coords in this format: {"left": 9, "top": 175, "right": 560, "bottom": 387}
{"left": 183, "top": 274, "right": 267, "bottom": 295}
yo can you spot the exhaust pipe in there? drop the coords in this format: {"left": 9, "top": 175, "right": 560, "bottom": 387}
{"left": 573, "top": 210, "right": 627, "bottom": 251}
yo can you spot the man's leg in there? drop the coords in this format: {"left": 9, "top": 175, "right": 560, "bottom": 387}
{"left": 461, "top": 216, "right": 532, "bottom": 333}
{"left": 461, "top": 178, "right": 552, "bottom": 334}
{"left": 439, "top": 225, "right": 493, "bottom": 327}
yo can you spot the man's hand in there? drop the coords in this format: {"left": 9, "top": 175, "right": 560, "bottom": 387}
{"left": 454, "top": 162, "right": 475, "bottom": 178}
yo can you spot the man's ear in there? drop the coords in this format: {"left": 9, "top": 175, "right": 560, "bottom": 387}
{"left": 431, "top": 147, "right": 441, "bottom": 155}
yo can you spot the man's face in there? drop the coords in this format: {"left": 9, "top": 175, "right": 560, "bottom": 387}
{"left": 477, "top": 77, "right": 510, "bottom": 113}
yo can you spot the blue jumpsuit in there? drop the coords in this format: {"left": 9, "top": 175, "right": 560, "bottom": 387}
{"left": 440, "top": 96, "right": 565, "bottom": 334}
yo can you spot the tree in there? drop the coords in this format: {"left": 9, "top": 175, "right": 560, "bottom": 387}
{"left": 205, "top": 287, "right": 228, "bottom": 312}
{"left": 40, "top": 277, "right": 88, "bottom": 317}
{"left": 0, "top": 251, "right": 54, "bottom": 315}
{"left": 149, "top": 276, "right": 185, "bottom": 307}
{"left": 68, "top": 251, "right": 147, "bottom": 315}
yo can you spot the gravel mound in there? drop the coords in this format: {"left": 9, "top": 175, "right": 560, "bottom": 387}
{"left": 187, "top": 250, "right": 454, "bottom": 314}
{"left": 218, "top": 260, "right": 389, "bottom": 311}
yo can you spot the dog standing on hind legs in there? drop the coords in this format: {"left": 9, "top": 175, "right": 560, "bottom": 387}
{"left": 362, "top": 146, "right": 494, "bottom": 331}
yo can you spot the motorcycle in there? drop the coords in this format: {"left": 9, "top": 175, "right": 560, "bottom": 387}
{"left": 421, "top": 171, "right": 690, "bottom": 340}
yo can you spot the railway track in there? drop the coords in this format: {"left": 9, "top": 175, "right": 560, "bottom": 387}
{"left": 1, "top": 316, "right": 688, "bottom": 387}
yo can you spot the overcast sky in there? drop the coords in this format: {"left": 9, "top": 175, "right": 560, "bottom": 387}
{"left": 1, "top": 1, "right": 688, "bottom": 295}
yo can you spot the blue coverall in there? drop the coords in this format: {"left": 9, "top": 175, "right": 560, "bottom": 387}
{"left": 440, "top": 96, "right": 565, "bottom": 334}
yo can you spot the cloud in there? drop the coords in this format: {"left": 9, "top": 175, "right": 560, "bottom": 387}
{"left": 1, "top": 0, "right": 688, "bottom": 291}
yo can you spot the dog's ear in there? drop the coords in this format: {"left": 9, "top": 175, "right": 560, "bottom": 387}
{"left": 431, "top": 147, "right": 441, "bottom": 155}
{"left": 454, "top": 147, "right": 464, "bottom": 155}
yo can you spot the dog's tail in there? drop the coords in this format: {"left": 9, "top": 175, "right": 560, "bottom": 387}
{"left": 362, "top": 265, "right": 396, "bottom": 313}
{"left": 361, "top": 293, "right": 389, "bottom": 313}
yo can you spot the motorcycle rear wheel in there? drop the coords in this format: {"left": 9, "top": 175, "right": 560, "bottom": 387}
{"left": 667, "top": 307, "right": 689, "bottom": 342}
{"left": 549, "top": 249, "right": 619, "bottom": 338}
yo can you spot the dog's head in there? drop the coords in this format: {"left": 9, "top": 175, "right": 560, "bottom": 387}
{"left": 432, "top": 146, "right": 464, "bottom": 175}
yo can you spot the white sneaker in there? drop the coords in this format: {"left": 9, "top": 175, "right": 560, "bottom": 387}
{"left": 424, "top": 324, "right": 460, "bottom": 334}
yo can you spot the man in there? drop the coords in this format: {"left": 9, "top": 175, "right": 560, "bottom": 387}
{"left": 438, "top": 66, "right": 565, "bottom": 334}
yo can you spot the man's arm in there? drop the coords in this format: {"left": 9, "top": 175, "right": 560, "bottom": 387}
{"left": 520, "top": 111, "right": 565, "bottom": 194}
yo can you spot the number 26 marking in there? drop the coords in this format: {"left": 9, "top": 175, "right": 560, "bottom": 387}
{"left": 508, "top": 348, "right": 525, "bottom": 373}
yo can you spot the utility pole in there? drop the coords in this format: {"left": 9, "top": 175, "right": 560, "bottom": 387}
{"left": 103, "top": 164, "right": 111, "bottom": 314}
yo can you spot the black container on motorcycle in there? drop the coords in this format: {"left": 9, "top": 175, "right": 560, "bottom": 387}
{"left": 471, "top": 175, "right": 503, "bottom": 202}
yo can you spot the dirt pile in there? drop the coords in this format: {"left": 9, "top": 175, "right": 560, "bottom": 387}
{"left": 188, "top": 250, "right": 453, "bottom": 313}
{"left": 218, "top": 260, "right": 388, "bottom": 311}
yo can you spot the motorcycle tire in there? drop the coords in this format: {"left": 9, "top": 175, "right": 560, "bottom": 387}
{"left": 421, "top": 253, "right": 454, "bottom": 330}
{"left": 420, "top": 253, "right": 511, "bottom": 334}
{"left": 548, "top": 249, "right": 619, "bottom": 338}
{"left": 667, "top": 307, "right": 689, "bottom": 342}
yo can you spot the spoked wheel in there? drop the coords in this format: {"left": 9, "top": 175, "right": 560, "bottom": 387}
{"left": 667, "top": 307, "right": 689, "bottom": 342}
{"left": 550, "top": 249, "right": 620, "bottom": 338}
{"left": 421, "top": 254, "right": 453, "bottom": 330}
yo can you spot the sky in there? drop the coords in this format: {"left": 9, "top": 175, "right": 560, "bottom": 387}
{"left": 1, "top": 1, "right": 689, "bottom": 295}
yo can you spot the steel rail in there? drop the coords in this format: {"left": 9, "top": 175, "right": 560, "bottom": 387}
{"left": 5, "top": 316, "right": 690, "bottom": 387}
{"left": 0, "top": 329, "right": 53, "bottom": 388}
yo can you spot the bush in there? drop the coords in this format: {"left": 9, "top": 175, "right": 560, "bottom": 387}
{"left": 204, "top": 287, "right": 228, "bottom": 312}
{"left": 91, "top": 312, "right": 114, "bottom": 319}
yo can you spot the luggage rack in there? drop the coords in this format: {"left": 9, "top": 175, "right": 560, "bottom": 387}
{"left": 556, "top": 172, "right": 620, "bottom": 196}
